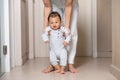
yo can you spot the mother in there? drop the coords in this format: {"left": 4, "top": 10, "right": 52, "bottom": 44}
{"left": 42, "top": 0, "right": 79, "bottom": 73}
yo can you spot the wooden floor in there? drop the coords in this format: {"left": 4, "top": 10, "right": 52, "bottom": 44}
{"left": 0, "top": 57, "right": 117, "bottom": 80}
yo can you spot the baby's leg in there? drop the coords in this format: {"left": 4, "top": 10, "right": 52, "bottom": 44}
{"left": 43, "top": 49, "right": 56, "bottom": 73}
{"left": 48, "top": 49, "right": 61, "bottom": 73}
{"left": 59, "top": 49, "right": 67, "bottom": 74}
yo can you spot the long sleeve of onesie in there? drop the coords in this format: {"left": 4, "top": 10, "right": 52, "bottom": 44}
{"left": 42, "top": 27, "right": 51, "bottom": 42}
{"left": 61, "top": 26, "right": 71, "bottom": 44}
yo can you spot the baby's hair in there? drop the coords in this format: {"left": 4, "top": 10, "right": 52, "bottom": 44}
{"left": 48, "top": 12, "right": 61, "bottom": 22}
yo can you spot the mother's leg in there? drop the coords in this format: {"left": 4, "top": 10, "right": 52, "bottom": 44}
{"left": 67, "top": 4, "right": 79, "bottom": 73}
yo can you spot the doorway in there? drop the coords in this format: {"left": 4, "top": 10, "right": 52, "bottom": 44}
{"left": 97, "top": 0, "right": 112, "bottom": 57}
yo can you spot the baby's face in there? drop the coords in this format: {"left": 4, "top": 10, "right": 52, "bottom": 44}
{"left": 49, "top": 16, "right": 61, "bottom": 30}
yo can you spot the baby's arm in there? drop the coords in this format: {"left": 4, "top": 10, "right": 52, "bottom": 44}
{"left": 63, "top": 30, "right": 71, "bottom": 46}
{"left": 42, "top": 27, "right": 51, "bottom": 43}
{"left": 42, "top": 32, "right": 49, "bottom": 43}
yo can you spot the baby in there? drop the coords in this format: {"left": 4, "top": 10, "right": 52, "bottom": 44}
{"left": 42, "top": 12, "right": 71, "bottom": 74}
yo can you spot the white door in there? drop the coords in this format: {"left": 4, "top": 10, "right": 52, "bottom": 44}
{"left": 0, "top": 0, "right": 10, "bottom": 74}
{"left": 0, "top": 0, "right": 5, "bottom": 77}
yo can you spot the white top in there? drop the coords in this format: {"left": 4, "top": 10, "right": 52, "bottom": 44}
{"left": 42, "top": 26, "right": 71, "bottom": 44}
{"left": 51, "top": 0, "right": 78, "bottom": 8}
{"left": 42, "top": 26, "right": 71, "bottom": 51}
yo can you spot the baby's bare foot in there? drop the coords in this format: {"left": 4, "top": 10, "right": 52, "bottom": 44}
{"left": 60, "top": 66, "right": 65, "bottom": 74}
{"left": 54, "top": 64, "right": 60, "bottom": 73}
{"left": 55, "top": 69, "right": 60, "bottom": 73}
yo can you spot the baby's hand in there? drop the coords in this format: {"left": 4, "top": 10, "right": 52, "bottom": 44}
{"left": 48, "top": 31, "right": 51, "bottom": 35}
{"left": 45, "top": 40, "right": 49, "bottom": 44}
{"left": 63, "top": 41, "right": 68, "bottom": 46}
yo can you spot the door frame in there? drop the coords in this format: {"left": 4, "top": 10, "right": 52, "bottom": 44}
{"left": 92, "top": 0, "right": 98, "bottom": 58}
{"left": 9, "top": 0, "right": 15, "bottom": 68}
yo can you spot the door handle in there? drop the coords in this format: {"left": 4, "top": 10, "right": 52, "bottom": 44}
{"left": 3, "top": 45, "right": 7, "bottom": 55}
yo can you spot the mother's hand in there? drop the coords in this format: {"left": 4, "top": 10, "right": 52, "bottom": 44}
{"left": 65, "top": 27, "right": 71, "bottom": 34}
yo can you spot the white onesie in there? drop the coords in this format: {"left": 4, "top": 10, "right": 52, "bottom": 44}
{"left": 42, "top": 26, "right": 71, "bottom": 66}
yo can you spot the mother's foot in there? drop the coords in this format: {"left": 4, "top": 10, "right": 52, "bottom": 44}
{"left": 69, "top": 64, "right": 78, "bottom": 73}
{"left": 42, "top": 65, "right": 54, "bottom": 73}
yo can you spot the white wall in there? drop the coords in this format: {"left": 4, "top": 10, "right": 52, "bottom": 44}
{"left": 110, "top": 0, "right": 120, "bottom": 79}
{"left": 77, "top": 0, "right": 92, "bottom": 56}
{"left": 34, "top": 0, "right": 49, "bottom": 57}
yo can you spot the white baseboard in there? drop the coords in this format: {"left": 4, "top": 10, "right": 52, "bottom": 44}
{"left": 98, "top": 52, "right": 112, "bottom": 57}
{"left": 110, "top": 65, "right": 120, "bottom": 80}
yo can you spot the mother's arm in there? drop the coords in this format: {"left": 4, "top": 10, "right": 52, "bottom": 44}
{"left": 43, "top": 0, "right": 51, "bottom": 32}
{"left": 65, "top": 0, "right": 73, "bottom": 30}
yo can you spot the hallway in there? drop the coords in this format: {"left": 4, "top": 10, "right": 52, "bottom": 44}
{"left": 0, "top": 57, "right": 117, "bottom": 80}
{"left": 0, "top": 0, "right": 120, "bottom": 79}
